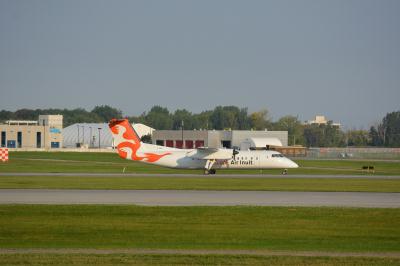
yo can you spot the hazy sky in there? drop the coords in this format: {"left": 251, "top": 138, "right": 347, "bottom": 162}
{"left": 0, "top": 0, "right": 399, "bottom": 128}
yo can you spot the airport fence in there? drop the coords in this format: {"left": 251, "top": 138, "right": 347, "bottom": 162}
{"left": 306, "top": 147, "right": 400, "bottom": 160}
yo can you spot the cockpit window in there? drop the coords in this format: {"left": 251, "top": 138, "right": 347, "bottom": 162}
{"left": 271, "top": 154, "right": 284, "bottom": 158}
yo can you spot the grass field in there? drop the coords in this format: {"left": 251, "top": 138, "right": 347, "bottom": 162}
{"left": 1, "top": 205, "right": 399, "bottom": 252}
{"left": 1, "top": 151, "right": 400, "bottom": 175}
{"left": 1, "top": 253, "right": 399, "bottom": 266}
{"left": 1, "top": 152, "right": 399, "bottom": 264}
{"left": 1, "top": 175, "right": 400, "bottom": 192}
{"left": 1, "top": 151, "right": 399, "bottom": 192}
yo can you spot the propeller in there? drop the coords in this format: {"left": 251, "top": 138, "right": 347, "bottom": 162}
{"left": 233, "top": 148, "right": 239, "bottom": 160}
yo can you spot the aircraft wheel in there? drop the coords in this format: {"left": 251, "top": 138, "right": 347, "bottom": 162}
{"left": 209, "top": 169, "right": 216, "bottom": 175}
{"left": 282, "top": 169, "right": 288, "bottom": 175}
{"left": 204, "top": 169, "right": 210, "bottom": 175}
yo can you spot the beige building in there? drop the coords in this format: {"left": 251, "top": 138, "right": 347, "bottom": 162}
{"left": 0, "top": 115, "right": 63, "bottom": 149}
{"left": 306, "top": 115, "right": 341, "bottom": 127}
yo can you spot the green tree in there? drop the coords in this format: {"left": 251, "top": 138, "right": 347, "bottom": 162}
{"left": 0, "top": 110, "right": 14, "bottom": 122}
{"left": 143, "top": 106, "right": 173, "bottom": 130}
{"left": 249, "top": 109, "right": 271, "bottom": 130}
{"left": 346, "top": 130, "right": 369, "bottom": 147}
{"left": 381, "top": 111, "right": 400, "bottom": 147}
{"left": 172, "top": 109, "right": 193, "bottom": 130}
{"left": 303, "top": 124, "right": 323, "bottom": 147}
{"left": 324, "top": 121, "right": 346, "bottom": 147}
{"left": 237, "top": 108, "right": 251, "bottom": 130}
{"left": 14, "top": 109, "right": 41, "bottom": 120}
{"left": 210, "top": 106, "right": 243, "bottom": 130}
{"left": 303, "top": 123, "right": 345, "bottom": 147}
{"left": 192, "top": 111, "right": 212, "bottom": 129}
{"left": 275, "top": 115, "right": 304, "bottom": 146}
{"left": 126, "top": 115, "right": 144, "bottom": 124}
{"left": 91, "top": 105, "right": 122, "bottom": 122}
{"left": 369, "top": 126, "right": 383, "bottom": 146}
{"left": 62, "top": 108, "right": 103, "bottom": 126}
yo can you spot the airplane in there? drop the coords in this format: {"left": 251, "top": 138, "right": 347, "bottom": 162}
{"left": 109, "top": 118, "right": 299, "bottom": 174}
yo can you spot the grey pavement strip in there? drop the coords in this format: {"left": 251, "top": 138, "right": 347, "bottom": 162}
{"left": 0, "top": 249, "right": 399, "bottom": 258}
{"left": 0, "top": 189, "right": 399, "bottom": 208}
{"left": 1, "top": 172, "right": 399, "bottom": 179}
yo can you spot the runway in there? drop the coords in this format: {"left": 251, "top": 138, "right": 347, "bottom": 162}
{"left": 0, "top": 189, "right": 399, "bottom": 207}
{"left": 1, "top": 172, "right": 399, "bottom": 179}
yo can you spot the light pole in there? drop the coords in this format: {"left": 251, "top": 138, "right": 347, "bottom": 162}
{"left": 77, "top": 125, "right": 80, "bottom": 147}
{"left": 89, "top": 127, "right": 92, "bottom": 148}
{"left": 82, "top": 125, "right": 85, "bottom": 145}
{"left": 98, "top": 127, "right": 102, "bottom": 149}
{"left": 42, "top": 119, "right": 46, "bottom": 149}
{"left": 181, "top": 120, "right": 184, "bottom": 147}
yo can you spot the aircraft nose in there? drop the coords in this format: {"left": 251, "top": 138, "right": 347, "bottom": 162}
{"left": 287, "top": 159, "right": 299, "bottom": 168}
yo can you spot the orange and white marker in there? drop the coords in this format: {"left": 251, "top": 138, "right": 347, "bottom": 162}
{"left": 0, "top": 148, "right": 8, "bottom": 162}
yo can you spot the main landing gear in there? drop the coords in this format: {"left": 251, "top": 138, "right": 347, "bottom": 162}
{"left": 204, "top": 159, "right": 216, "bottom": 175}
{"left": 204, "top": 169, "right": 216, "bottom": 175}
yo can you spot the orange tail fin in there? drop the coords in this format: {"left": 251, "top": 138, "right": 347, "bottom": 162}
{"left": 108, "top": 119, "right": 171, "bottom": 162}
{"left": 109, "top": 119, "right": 142, "bottom": 160}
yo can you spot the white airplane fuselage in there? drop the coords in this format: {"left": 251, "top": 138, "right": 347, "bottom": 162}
{"left": 139, "top": 145, "right": 298, "bottom": 170}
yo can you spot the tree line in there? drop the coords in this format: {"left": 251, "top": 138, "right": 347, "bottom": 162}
{"left": 0, "top": 105, "right": 122, "bottom": 128}
{"left": 1, "top": 105, "right": 399, "bottom": 147}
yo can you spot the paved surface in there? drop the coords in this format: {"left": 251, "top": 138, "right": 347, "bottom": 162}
{"left": 1, "top": 172, "right": 399, "bottom": 179}
{"left": 0, "top": 189, "right": 399, "bottom": 207}
{"left": 1, "top": 248, "right": 399, "bottom": 258}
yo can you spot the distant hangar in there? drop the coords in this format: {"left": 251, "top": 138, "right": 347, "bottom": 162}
{"left": 152, "top": 129, "right": 288, "bottom": 149}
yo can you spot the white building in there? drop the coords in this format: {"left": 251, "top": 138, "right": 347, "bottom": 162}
{"left": 306, "top": 115, "right": 341, "bottom": 127}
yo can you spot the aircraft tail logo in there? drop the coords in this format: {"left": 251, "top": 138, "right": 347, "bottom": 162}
{"left": 109, "top": 119, "right": 171, "bottom": 162}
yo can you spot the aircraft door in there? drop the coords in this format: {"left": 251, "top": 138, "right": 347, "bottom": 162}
{"left": 258, "top": 151, "right": 269, "bottom": 168}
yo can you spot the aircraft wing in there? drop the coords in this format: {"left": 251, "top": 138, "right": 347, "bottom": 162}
{"left": 189, "top": 147, "right": 232, "bottom": 160}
